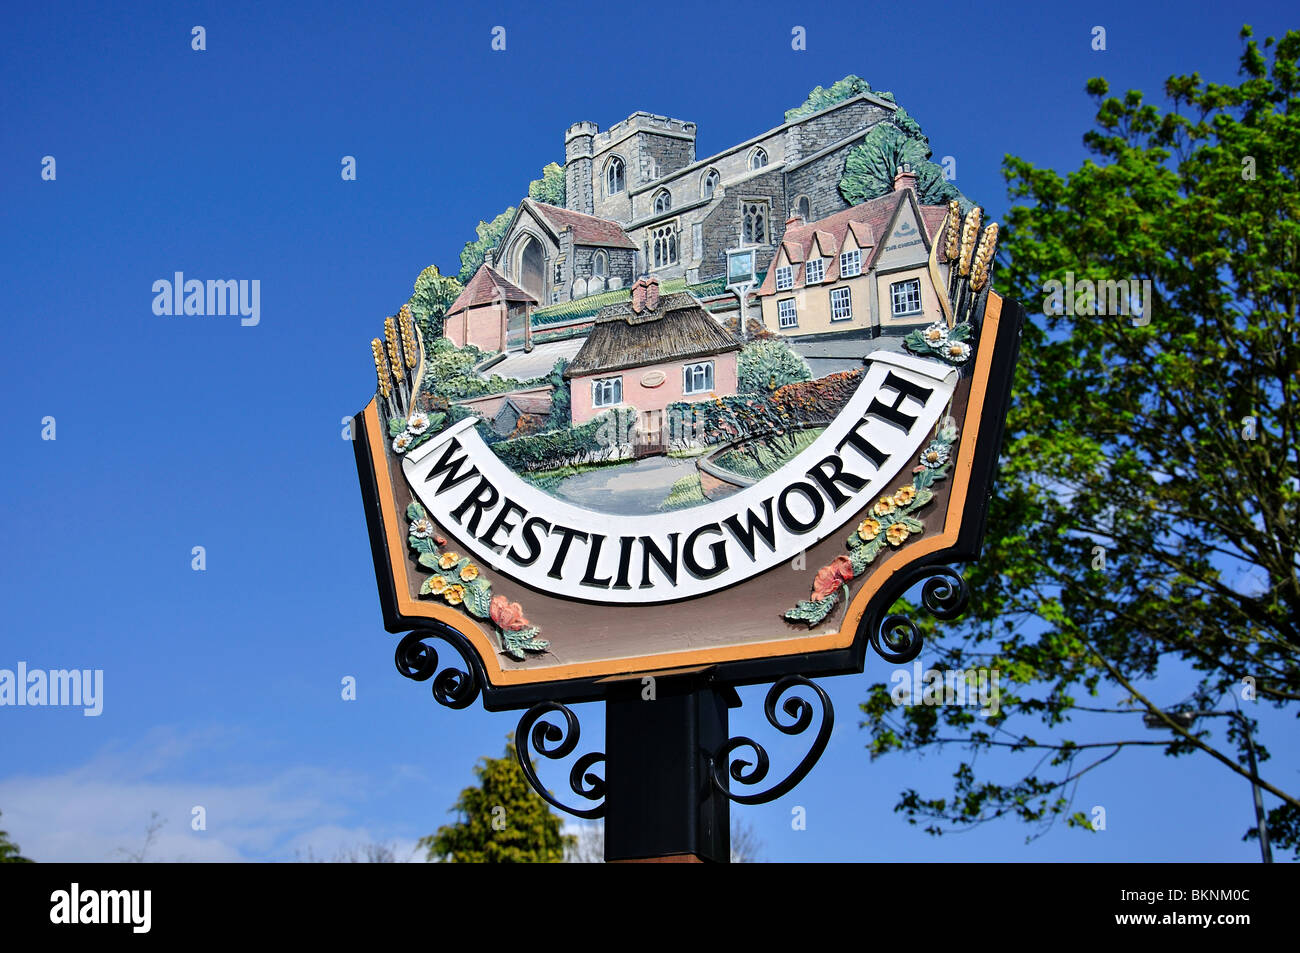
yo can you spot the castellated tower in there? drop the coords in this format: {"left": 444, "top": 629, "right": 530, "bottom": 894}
{"left": 564, "top": 121, "right": 598, "bottom": 216}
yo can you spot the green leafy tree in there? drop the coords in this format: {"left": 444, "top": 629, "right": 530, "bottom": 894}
{"left": 528, "top": 162, "right": 566, "bottom": 207}
{"left": 839, "top": 116, "right": 967, "bottom": 209}
{"left": 421, "top": 739, "right": 574, "bottom": 863}
{"left": 546, "top": 358, "right": 571, "bottom": 430}
{"left": 407, "top": 264, "right": 463, "bottom": 342}
{"left": 737, "top": 339, "right": 812, "bottom": 395}
{"left": 0, "top": 811, "right": 32, "bottom": 862}
{"left": 458, "top": 207, "right": 515, "bottom": 284}
{"left": 860, "top": 26, "right": 1300, "bottom": 855}
{"left": 786, "top": 75, "right": 895, "bottom": 122}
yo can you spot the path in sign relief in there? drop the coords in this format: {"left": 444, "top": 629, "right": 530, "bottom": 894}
{"left": 548, "top": 454, "right": 700, "bottom": 514}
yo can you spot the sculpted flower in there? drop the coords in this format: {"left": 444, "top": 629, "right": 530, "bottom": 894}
{"left": 444, "top": 584, "right": 466, "bottom": 605}
{"left": 490, "top": 595, "right": 531, "bottom": 632}
{"left": 428, "top": 576, "right": 448, "bottom": 595}
{"left": 920, "top": 443, "right": 951, "bottom": 469}
{"left": 892, "top": 486, "right": 917, "bottom": 507}
{"left": 811, "top": 556, "right": 854, "bottom": 601}
{"left": 410, "top": 517, "right": 436, "bottom": 539}
{"left": 407, "top": 411, "right": 431, "bottom": 435}
{"left": 886, "top": 523, "right": 910, "bottom": 547}
{"left": 459, "top": 564, "right": 479, "bottom": 582}
{"left": 391, "top": 431, "right": 414, "bottom": 454}
{"left": 922, "top": 322, "right": 949, "bottom": 346}
{"left": 945, "top": 341, "right": 971, "bottom": 363}
{"left": 873, "top": 497, "right": 895, "bottom": 517}
{"left": 438, "top": 552, "right": 460, "bottom": 570}
{"left": 857, "top": 517, "right": 882, "bottom": 542}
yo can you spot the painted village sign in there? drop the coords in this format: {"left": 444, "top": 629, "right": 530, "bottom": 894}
{"left": 354, "top": 92, "right": 1023, "bottom": 710}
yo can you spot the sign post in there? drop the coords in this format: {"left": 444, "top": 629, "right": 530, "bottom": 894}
{"left": 354, "top": 162, "right": 1021, "bottom": 862}
{"left": 725, "top": 247, "right": 756, "bottom": 342}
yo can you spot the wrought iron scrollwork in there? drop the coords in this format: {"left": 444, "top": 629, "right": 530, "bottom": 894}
{"left": 709, "top": 675, "right": 834, "bottom": 805}
{"left": 394, "top": 626, "right": 480, "bottom": 709}
{"left": 515, "top": 701, "right": 606, "bottom": 819}
{"left": 868, "top": 565, "right": 970, "bottom": 663}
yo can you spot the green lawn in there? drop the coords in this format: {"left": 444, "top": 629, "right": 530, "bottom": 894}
{"left": 713, "top": 427, "right": 825, "bottom": 481}
{"left": 659, "top": 472, "right": 707, "bottom": 511}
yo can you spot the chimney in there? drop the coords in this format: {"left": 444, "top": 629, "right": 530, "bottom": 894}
{"left": 645, "top": 275, "right": 660, "bottom": 311}
{"left": 631, "top": 275, "right": 649, "bottom": 313}
{"left": 893, "top": 163, "right": 918, "bottom": 193}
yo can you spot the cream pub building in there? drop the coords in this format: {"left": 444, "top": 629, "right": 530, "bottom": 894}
{"left": 754, "top": 165, "right": 952, "bottom": 339}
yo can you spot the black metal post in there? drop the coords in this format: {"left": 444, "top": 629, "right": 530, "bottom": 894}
{"left": 603, "top": 678, "right": 732, "bottom": 863}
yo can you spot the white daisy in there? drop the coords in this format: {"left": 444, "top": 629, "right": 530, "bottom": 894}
{"left": 944, "top": 340, "right": 971, "bottom": 363}
{"left": 392, "top": 431, "right": 415, "bottom": 454}
{"left": 407, "top": 411, "right": 431, "bottom": 435}
{"left": 410, "top": 516, "right": 436, "bottom": 538}
{"left": 922, "top": 322, "right": 949, "bottom": 347}
{"left": 919, "top": 442, "right": 951, "bottom": 469}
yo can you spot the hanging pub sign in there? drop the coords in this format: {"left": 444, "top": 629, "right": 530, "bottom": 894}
{"left": 354, "top": 99, "right": 1022, "bottom": 713}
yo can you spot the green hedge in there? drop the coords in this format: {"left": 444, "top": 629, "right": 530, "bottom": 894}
{"left": 490, "top": 407, "right": 638, "bottom": 472}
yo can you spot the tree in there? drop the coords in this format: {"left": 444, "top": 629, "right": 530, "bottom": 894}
{"left": 839, "top": 114, "right": 967, "bottom": 209}
{"left": 859, "top": 26, "right": 1300, "bottom": 855}
{"left": 0, "top": 811, "right": 32, "bottom": 862}
{"left": 458, "top": 207, "right": 515, "bottom": 284}
{"left": 528, "top": 162, "right": 566, "bottom": 207}
{"left": 421, "top": 739, "right": 574, "bottom": 863}
{"left": 737, "top": 339, "right": 812, "bottom": 395}
{"left": 407, "top": 264, "right": 463, "bottom": 342}
{"left": 785, "top": 75, "right": 893, "bottom": 122}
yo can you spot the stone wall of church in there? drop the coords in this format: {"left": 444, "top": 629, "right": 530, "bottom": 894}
{"left": 783, "top": 142, "right": 859, "bottom": 224}
{"left": 698, "top": 169, "right": 788, "bottom": 279}
{"left": 783, "top": 99, "right": 892, "bottom": 163}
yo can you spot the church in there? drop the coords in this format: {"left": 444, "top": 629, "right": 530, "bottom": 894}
{"left": 486, "top": 91, "right": 900, "bottom": 305}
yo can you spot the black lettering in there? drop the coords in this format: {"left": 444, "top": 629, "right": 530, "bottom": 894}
{"left": 683, "top": 524, "right": 729, "bottom": 579}
{"left": 806, "top": 454, "right": 868, "bottom": 509}
{"left": 778, "top": 481, "right": 825, "bottom": 533}
{"left": 613, "top": 535, "right": 635, "bottom": 590}
{"left": 836, "top": 416, "right": 890, "bottom": 469}
{"left": 639, "top": 533, "right": 680, "bottom": 588}
{"left": 420, "top": 437, "right": 481, "bottom": 493}
{"left": 448, "top": 477, "right": 499, "bottom": 537}
{"left": 509, "top": 516, "right": 551, "bottom": 567}
{"left": 722, "top": 499, "right": 778, "bottom": 559}
{"left": 581, "top": 534, "right": 613, "bottom": 588}
{"left": 480, "top": 498, "right": 526, "bottom": 551}
{"left": 866, "top": 370, "right": 933, "bottom": 432}
{"left": 547, "top": 525, "right": 589, "bottom": 580}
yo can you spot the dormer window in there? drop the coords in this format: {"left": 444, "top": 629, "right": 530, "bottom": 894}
{"left": 653, "top": 189, "right": 672, "bottom": 214}
{"left": 775, "top": 265, "right": 794, "bottom": 291}
{"left": 701, "top": 169, "right": 720, "bottom": 199}
{"left": 839, "top": 248, "right": 861, "bottom": 278}
{"left": 606, "top": 156, "right": 625, "bottom": 195}
{"left": 805, "top": 257, "right": 826, "bottom": 284}
{"left": 748, "top": 147, "right": 768, "bottom": 171}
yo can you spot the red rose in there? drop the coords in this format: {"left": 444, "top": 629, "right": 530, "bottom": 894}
{"left": 490, "top": 595, "right": 531, "bottom": 631}
{"left": 811, "top": 556, "right": 854, "bottom": 601}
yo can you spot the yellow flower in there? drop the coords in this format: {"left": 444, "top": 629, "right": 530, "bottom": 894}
{"left": 459, "top": 564, "right": 479, "bottom": 582}
{"left": 893, "top": 486, "right": 917, "bottom": 507}
{"left": 873, "top": 497, "right": 895, "bottom": 517}
{"left": 428, "top": 576, "right": 448, "bottom": 594}
{"left": 438, "top": 552, "right": 460, "bottom": 570}
{"left": 444, "top": 584, "right": 466, "bottom": 605}
{"left": 886, "top": 523, "right": 910, "bottom": 547}
{"left": 857, "top": 518, "right": 882, "bottom": 541}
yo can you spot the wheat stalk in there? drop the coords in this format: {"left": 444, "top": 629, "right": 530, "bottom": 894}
{"left": 970, "top": 223, "right": 999, "bottom": 292}
{"left": 944, "top": 200, "right": 961, "bottom": 261}
{"left": 399, "top": 305, "right": 418, "bottom": 369}
{"left": 371, "top": 338, "right": 392, "bottom": 401}
{"left": 958, "top": 206, "right": 982, "bottom": 277}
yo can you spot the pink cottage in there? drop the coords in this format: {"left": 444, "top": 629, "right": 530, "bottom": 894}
{"left": 564, "top": 277, "right": 741, "bottom": 438}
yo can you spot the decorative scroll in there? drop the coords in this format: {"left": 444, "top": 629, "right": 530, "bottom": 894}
{"left": 515, "top": 701, "right": 607, "bottom": 819}
{"left": 393, "top": 627, "right": 481, "bottom": 709}
{"left": 709, "top": 675, "right": 834, "bottom": 805}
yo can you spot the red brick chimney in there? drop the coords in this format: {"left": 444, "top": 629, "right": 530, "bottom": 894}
{"left": 893, "top": 163, "right": 918, "bottom": 193}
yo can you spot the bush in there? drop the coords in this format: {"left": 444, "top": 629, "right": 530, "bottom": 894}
{"left": 492, "top": 408, "right": 637, "bottom": 472}
{"left": 667, "top": 369, "right": 863, "bottom": 448}
{"left": 737, "top": 339, "right": 813, "bottom": 395}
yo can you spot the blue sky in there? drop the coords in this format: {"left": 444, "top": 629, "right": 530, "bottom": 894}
{"left": 1, "top": 0, "right": 1295, "bottom": 862}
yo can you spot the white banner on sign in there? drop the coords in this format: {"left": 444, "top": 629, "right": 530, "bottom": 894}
{"left": 402, "top": 352, "right": 956, "bottom": 604}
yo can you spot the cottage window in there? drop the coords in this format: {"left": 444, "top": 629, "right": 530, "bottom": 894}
{"left": 592, "top": 376, "right": 622, "bottom": 408}
{"left": 702, "top": 168, "right": 720, "bottom": 199}
{"left": 830, "top": 286, "right": 852, "bottom": 321}
{"left": 839, "top": 248, "right": 861, "bottom": 278}
{"left": 775, "top": 265, "right": 794, "bottom": 291}
{"left": 652, "top": 223, "right": 678, "bottom": 268}
{"left": 891, "top": 278, "right": 923, "bottom": 316}
{"left": 805, "top": 257, "right": 825, "bottom": 284}
{"left": 777, "top": 299, "right": 798, "bottom": 329}
{"left": 683, "top": 361, "right": 714, "bottom": 395}
{"left": 606, "top": 156, "right": 625, "bottom": 195}
{"left": 742, "top": 201, "right": 768, "bottom": 245}
{"left": 593, "top": 250, "right": 608, "bottom": 277}
{"left": 653, "top": 189, "right": 672, "bottom": 214}
{"left": 749, "top": 147, "right": 768, "bottom": 171}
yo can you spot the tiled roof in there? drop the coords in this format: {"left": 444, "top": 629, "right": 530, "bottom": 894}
{"left": 527, "top": 200, "right": 637, "bottom": 249}
{"left": 446, "top": 264, "right": 537, "bottom": 316}
{"left": 564, "top": 291, "right": 741, "bottom": 378}
{"left": 756, "top": 190, "right": 951, "bottom": 296}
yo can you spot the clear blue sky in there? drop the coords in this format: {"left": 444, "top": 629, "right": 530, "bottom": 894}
{"left": 1, "top": 0, "right": 1294, "bottom": 862}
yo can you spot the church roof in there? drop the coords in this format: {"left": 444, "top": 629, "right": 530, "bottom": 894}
{"left": 565, "top": 287, "right": 741, "bottom": 379}
{"left": 445, "top": 264, "right": 537, "bottom": 316}
{"left": 525, "top": 200, "right": 637, "bottom": 249}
